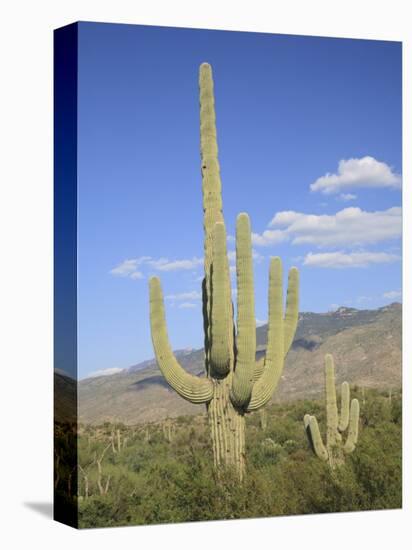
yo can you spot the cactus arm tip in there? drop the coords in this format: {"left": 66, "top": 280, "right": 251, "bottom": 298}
{"left": 308, "top": 416, "right": 328, "bottom": 461}
{"left": 344, "top": 398, "right": 360, "bottom": 454}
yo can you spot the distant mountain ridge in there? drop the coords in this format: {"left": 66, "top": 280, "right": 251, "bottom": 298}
{"left": 127, "top": 348, "right": 197, "bottom": 374}
{"left": 76, "top": 303, "right": 401, "bottom": 425}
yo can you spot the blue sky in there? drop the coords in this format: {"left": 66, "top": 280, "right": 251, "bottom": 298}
{"left": 77, "top": 22, "right": 402, "bottom": 379}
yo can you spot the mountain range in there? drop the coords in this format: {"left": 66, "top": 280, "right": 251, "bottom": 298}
{"left": 68, "top": 303, "right": 402, "bottom": 425}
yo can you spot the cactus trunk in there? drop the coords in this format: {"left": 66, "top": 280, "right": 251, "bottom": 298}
{"left": 148, "top": 63, "right": 299, "bottom": 480}
{"left": 208, "top": 379, "right": 246, "bottom": 478}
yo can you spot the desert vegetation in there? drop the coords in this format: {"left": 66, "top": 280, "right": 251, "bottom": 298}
{"left": 60, "top": 387, "right": 401, "bottom": 528}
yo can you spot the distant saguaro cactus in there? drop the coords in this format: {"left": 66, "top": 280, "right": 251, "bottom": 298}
{"left": 149, "top": 63, "right": 299, "bottom": 479}
{"left": 304, "top": 354, "right": 360, "bottom": 468}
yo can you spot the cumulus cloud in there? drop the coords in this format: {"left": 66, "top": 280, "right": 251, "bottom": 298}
{"left": 85, "top": 367, "right": 125, "bottom": 379}
{"left": 147, "top": 257, "right": 203, "bottom": 271}
{"left": 310, "top": 156, "right": 401, "bottom": 195}
{"left": 253, "top": 206, "right": 401, "bottom": 248}
{"left": 303, "top": 251, "right": 400, "bottom": 268}
{"left": 110, "top": 259, "right": 141, "bottom": 277}
{"left": 382, "top": 290, "right": 402, "bottom": 300}
{"left": 251, "top": 229, "right": 288, "bottom": 247}
{"left": 112, "top": 248, "right": 265, "bottom": 280}
{"left": 256, "top": 318, "right": 267, "bottom": 327}
{"left": 110, "top": 255, "right": 204, "bottom": 279}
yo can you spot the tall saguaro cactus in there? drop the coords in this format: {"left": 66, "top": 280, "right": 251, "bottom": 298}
{"left": 304, "top": 354, "right": 360, "bottom": 469}
{"left": 149, "top": 63, "right": 299, "bottom": 479}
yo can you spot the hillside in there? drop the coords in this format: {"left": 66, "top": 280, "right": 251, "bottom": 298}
{"left": 54, "top": 370, "right": 77, "bottom": 423}
{"left": 78, "top": 303, "right": 401, "bottom": 425}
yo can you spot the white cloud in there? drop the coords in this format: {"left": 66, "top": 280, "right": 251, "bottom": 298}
{"left": 111, "top": 255, "right": 204, "bottom": 279}
{"left": 147, "top": 257, "right": 203, "bottom": 271}
{"left": 256, "top": 318, "right": 267, "bottom": 327}
{"left": 166, "top": 291, "right": 202, "bottom": 301}
{"left": 303, "top": 251, "right": 400, "bottom": 268}
{"left": 251, "top": 229, "right": 288, "bottom": 247}
{"left": 110, "top": 259, "right": 140, "bottom": 277}
{"left": 338, "top": 193, "right": 357, "bottom": 201}
{"left": 178, "top": 302, "right": 198, "bottom": 309}
{"left": 85, "top": 367, "right": 125, "bottom": 379}
{"left": 382, "top": 290, "right": 402, "bottom": 300}
{"left": 257, "top": 206, "right": 401, "bottom": 248}
{"left": 310, "top": 156, "right": 401, "bottom": 195}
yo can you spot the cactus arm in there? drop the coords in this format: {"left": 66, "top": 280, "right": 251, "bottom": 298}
{"left": 253, "top": 357, "right": 265, "bottom": 381}
{"left": 253, "top": 266, "right": 298, "bottom": 384}
{"left": 246, "top": 257, "right": 284, "bottom": 411}
{"left": 283, "top": 267, "right": 299, "bottom": 354}
{"left": 325, "top": 354, "right": 339, "bottom": 447}
{"left": 303, "top": 414, "right": 311, "bottom": 430}
{"left": 308, "top": 416, "right": 328, "bottom": 461}
{"left": 231, "top": 213, "right": 256, "bottom": 408}
{"left": 344, "top": 398, "right": 360, "bottom": 454}
{"left": 338, "top": 381, "right": 350, "bottom": 432}
{"left": 149, "top": 277, "right": 214, "bottom": 404}
{"left": 209, "top": 222, "right": 232, "bottom": 377}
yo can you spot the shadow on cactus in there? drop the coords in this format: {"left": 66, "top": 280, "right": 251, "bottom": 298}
{"left": 149, "top": 63, "right": 299, "bottom": 480}
{"left": 304, "top": 354, "right": 360, "bottom": 469}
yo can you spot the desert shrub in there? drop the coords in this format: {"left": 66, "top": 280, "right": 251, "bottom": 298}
{"left": 77, "top": 392, "right": 402, "bottom": 528}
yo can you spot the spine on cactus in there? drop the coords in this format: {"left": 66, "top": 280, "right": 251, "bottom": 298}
{"left": 303, "top": 354, "right": 360, "bottom": 468}
{"left": 148, "top": 62, "right": 300, "bottom": 479}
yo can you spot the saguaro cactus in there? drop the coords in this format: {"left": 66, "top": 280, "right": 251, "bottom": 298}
{"left": 304, "top": 354, "right": 360, "bottom": 469}
{"left": 149, "top": 63, "right": 299, "bottom": 479}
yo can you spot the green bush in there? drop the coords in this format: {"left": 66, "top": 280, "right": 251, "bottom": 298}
{"left": 74, "top": 390, "right": 402, "bottom": 528}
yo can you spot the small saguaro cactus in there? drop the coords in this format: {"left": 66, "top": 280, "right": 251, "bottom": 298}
{"left": 148, "top": 63, "right": 299, "bottom": 480}
{"left": 304, "top": 354, "right": 360, "bottom": 469}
